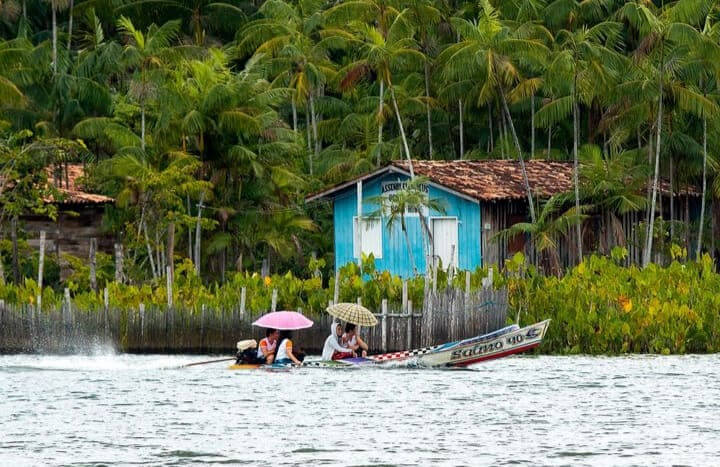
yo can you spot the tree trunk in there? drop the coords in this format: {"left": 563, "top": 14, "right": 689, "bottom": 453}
{"left": 309, "top": 92, "right": 319, "bottom": 174}
{"left": 644, "top": 66, "right": 663, "bottom": 268}
{"left": 378, "top": 79, "right": 385, "bottom": 165}
{"left": 669, "top": 157, "right": 674, "bottom": 242}
{"left": 67, "top": 0, "right": 74, "bottom": 52}
{"left": 51, "top": 0, "right": 57, "bottom": 75}
{"left": 500, "top": 90, "right": 536, "bottom": 223}
{"left": 547, "top": 125, "right": 552, "bottom": 156}
{"left": 0, "top": 251, "right": 5, "bottom": 284}
{"left": 697, "top": 115, "right": 707, "bottom": 260}
{"left": 141, "top": 104, "right": 146, "bottom": 150}
{"left": 306, "top": 103, "right": 312, "bottom": 151}
{"left": 402, "top": 225, "right": 417, "bottom": 275}
{"left": 390, "top": 86, "right": 414, "bottom": 178}
{"left": 424, "top": 63, "right": 433, "bottom": 159}
{"left": 291, "top": 99, "right": 297, "bottom": 132}
{"left": 573, "top": 100, "right": 582, "bottom": 261}
{"left": 143, "top": 221, "right": 158, "bottom": 279}
{"left": 531, "top": 93, "right": 535, "bottom": 157}
{"left": 89, "top": 237, "right": 97, "bottom": 292}
{"left": 488, "top": 103, "right": 494, "bottom": 153}
{"left": 167, "top": 222, "right": 175, "bottom": 281}
{"left": 187, "top": 195, "right": 193, "bottom": 259}
{"left": 11, "top": 215, "right": 19, "bottom": 284}
{"left": 22, "top": 0, "right": 26, "bottom": 18}
{"left": 194, "top": 193, "right": 205, "bottom": 275}
{"left": 115, "top": 243, "right": 124, "bottom": 283}
{"left": 458, "top": 99, "right": 464, "bottom": 160}
{"left": 499, "top": 109, "right": 506, "bottom": 159}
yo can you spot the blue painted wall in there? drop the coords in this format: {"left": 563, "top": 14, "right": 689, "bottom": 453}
{"left": 333, "top": 172, "right": 482, "bottom": 277}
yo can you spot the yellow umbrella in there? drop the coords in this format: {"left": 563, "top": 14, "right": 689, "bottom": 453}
{"left": 326, "top": 302, "right": 378, "bottom": 327}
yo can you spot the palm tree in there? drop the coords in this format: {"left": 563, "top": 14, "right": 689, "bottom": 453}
{"left": 238, "top": 0, "right": 335, "bottom": 171}
{"left": 438, "top": 0, "right": 548, "bottom": 222}
{"left": 579, "top": 144, "right": 647, "bottom": 253}
{"left": 368, "top": 176, "right": 445, "bottom": 275}
{"left": 618, "top": 0, "right": 711, "bottom": 267}
{"left": 116, "top": 16, "right": 180, "bottom": 151}
{"left": 494, "top": 194, "right": 586, "bottom": 275}
{"left": 535, "top": 21, "right": 624, "bottom": 262}
{"left": 329, "top": 8, "right": 423, "bottom": 174}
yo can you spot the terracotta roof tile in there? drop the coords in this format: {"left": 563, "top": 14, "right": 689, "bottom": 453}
{"left": 391, "top": 159, "right": 575, "bottom": 201}
{"left": 46, "top": 164, "right": 114, "bottom": 205}
{"left": 306, "top": 159, "right": 700, "bottom": 202}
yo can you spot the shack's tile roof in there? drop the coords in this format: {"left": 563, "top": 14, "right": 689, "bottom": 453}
{"left": 45, "top": 164, "right": 114, "bottom": 205}
{"left": 305, "top": 159, "right": 700, "bottom": 203}
{"left": 391, "top": 159, "right": 574, "bottom": 201}
{"left": 13, "top": 164, "right": 112, "bottom": 206}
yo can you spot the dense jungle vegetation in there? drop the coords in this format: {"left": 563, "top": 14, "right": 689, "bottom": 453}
{"left": 2, "top": 0, "right": 720, "bottom": 287}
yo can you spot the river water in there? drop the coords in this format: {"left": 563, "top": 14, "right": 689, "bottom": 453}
{"left": 1, "top": 352, "right": 719, "bottom": 466}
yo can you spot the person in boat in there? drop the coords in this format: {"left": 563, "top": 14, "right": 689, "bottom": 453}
{"left": 342, "top": 323, "right": 368, "bottom": 358}
{"left": 322, "top": 321, "right": 355, "bottom": 361}
{"left": 257, "top": 328, "right": 279, "bottom": 364}
{"left": 274, "top": 330, "right": 305, "bottom": 365}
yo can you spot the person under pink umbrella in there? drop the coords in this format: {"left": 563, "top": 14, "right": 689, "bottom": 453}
{"left": 274, "top": 330, "right": 305, "bottom": 365}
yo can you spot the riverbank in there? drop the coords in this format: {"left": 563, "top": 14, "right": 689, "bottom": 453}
{"left": 1, "top": 251, "right": 719, "bottom": 355}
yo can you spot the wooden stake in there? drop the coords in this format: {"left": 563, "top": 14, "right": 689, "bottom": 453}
{"left": 381, "top": 299, "right": 388, "bottom": 353}
{"left": 333, "top": 273, "right": 340, "bottom": 305}
{"left": 271, "top": 288, "right": 278, "bottom": 312}
{"left": 38, "top": 231, "right": 46, "bottom": 291}
{"left": 407, "top": 300, "right": 413, "bottom": 349}
{"left": 166, "top": 265, "right": 172, "bottom": 309}
{"left": 240, "top": 287, "right": 246, "bottom": 317}
{"left": 89, "top": 238, "right": 97, "bottom": 292}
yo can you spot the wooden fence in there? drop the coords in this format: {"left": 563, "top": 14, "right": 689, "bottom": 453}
{"left": 0, "top": 286, "right": 507, "bottom": 354}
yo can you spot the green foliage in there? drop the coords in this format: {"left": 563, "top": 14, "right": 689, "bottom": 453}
{"left": 518, "top": 252, "right": 720, "bottom": 354}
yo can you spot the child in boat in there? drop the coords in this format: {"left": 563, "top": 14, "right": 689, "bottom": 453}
{"left": 274, "top": 330, "right": 305, "bottom": 365}
{"left": 257, "top": 328, "right": 279, "bottom": 364}
{"left": 342, "top": 323, "right": 368, "bottom": 358}
{"left": 322, "top": 321, "right": 354, "bottom": 360}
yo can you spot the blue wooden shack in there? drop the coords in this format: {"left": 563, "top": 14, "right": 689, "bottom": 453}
{"left": 306, "top": 159, "right": 576, "bottom": 277}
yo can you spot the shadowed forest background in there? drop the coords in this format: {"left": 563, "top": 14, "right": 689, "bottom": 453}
{"left": 2, "top": 0, "right": 720, "bottom": 288}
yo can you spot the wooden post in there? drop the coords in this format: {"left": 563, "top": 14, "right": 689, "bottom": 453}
{"left": 356, "top": 296, "right": 362, "bottom": 306}
{"left": 166, "top": 265, "right": 172, "bottom": 309}
{"left": 89, "top": 238, "right": 97, "bottom": 292}
{"left": 201, "top": 304, "right": 206, "bottom": 349}
{"left": 139, "top": 303, "right": 145, "bottom": 339}
{"left": 36, "top": 294, "right": 41, "bottom": 314}
{"left": 402, "top": 280, "right": 408, "bottom": 314}
{"left": 432, "top": 257, "right": 438, "bottom": 292}
{"left": 64, "top": 288, "right": 72, "bottom": 335}
{"left": 333, "top": 273, "right": 340, "bottom": 305}
{"left": 271, "top": 288, "right": 278, "bottom": 312}
{"left": 240, "top": 287, "right": 246, "bottom": 317}
{"left": 465, "top": 270, "right": 471, "bottom": 296}
{"left": 448, "top": 244, "right": 456, "bottom": 281}
{"left": 356, "top": 180, "right": 363, "bottom": 268}
{"left": 38, "top": 231, "right": 46, "bottom": 292}
{"left": 261, "top": 258, "right": 269, "bottom": 278}
{"left": 114, "top": 243, "right": 123, "bottom": 283}
{"left": 103, "top": 287, "right": 109, "bottom": 337}
{"left": 381, "top": 299, "right": 388, "bottom": 353}
{"left": 406, "top": 300, "right": 413, "bottom": 349}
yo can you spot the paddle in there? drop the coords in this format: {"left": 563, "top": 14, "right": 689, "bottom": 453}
{"left": 181, "top": 357, "right": 236, "bottom": 368}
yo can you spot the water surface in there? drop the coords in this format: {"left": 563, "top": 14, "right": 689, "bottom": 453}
{"left": 1, "top": 353, "right": 719, "bottom": 466}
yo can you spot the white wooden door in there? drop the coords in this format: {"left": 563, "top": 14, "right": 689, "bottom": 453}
{"left": 432, "top": 218, "right": 458, "bottom": 269}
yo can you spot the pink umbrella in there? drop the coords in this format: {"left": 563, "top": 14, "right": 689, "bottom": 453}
{"left": 252, "top": 311, "right": 314, "bottom": 330}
